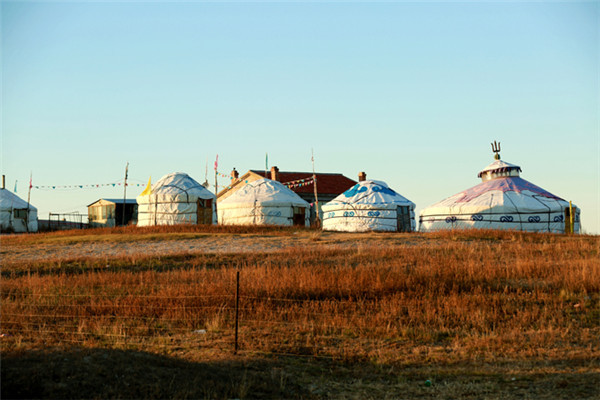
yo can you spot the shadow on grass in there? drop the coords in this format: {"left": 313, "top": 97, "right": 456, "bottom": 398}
{"left": 1, "top": 347, "right": 309, "bottom": 400}
{"left": 3, "top": 348, "right": 600, "bottom": 400}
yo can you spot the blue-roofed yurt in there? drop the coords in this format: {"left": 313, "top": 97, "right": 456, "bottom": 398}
{"left": 321, "top": 179, "right": 415, "bottom": 232}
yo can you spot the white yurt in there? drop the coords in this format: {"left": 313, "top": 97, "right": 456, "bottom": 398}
{"left": 136, "top": 172, "right": 216, "bottom": 226}
{"left": 218, "top": 179, "right": 310, "bottom": 226}
{"left": 0, "top": 188, "right": 38, "bottom": 233}
{"left": 419, "top": 145, "right": 581, "bottom": 233}
{"left": 322, "top": 180, "right": 415, "bottom": 232}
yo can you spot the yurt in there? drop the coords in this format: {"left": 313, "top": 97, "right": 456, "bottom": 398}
{"left": 419, "top": 144, "right": 581, "bottom": 233}
{"left": 322, "top": 180, "right": 415, "bottom": 232}
{"left": 218, "top": 179, "right": 310, "bottom": 226}
{"left": 0, "top": 188, "right": 38, "bottom": 233}
{"left": 136, "top": 172, "right": 216, "bottom": 226}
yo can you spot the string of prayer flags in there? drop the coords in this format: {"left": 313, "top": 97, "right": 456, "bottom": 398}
{"left": 33, "top": 182, "right": 146, "bottom": 190}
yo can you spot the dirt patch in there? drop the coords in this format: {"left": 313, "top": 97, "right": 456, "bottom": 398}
{"left": 1, "top": 231, "right": 428, "bottom": 266}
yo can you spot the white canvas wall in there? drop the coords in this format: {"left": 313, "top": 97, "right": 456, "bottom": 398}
{"left": 322, "top": 203, "right": 416, "bottom": 232}
{"left": 218, "top": 202, "right": 310, "bottom": 226}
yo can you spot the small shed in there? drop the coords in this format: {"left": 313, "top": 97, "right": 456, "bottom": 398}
{"left": 88, "top": 199, "right": 138, "bottom": 227}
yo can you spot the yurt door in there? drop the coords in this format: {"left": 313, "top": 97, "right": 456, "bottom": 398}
{"left": 292, "top": 206, "right": 306, "bottom": 226}
{"left": 13, "top": 209, "right": 27, "bottom": 232}
{"left": 397, "top": 206, "right": 412, "bottom": 232}
{"left": 197, "top": 199, "right": 213, "bottom": 225}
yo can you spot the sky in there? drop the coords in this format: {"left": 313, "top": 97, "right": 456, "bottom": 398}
{"left": 1, "top": 0, "right": 598, "bottom": 233}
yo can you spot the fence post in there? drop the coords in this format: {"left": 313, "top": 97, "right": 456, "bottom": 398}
{"left": 234, "top": 269, "right": 240, "bottom": 354}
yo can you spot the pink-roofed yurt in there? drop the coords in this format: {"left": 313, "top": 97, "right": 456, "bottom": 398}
{"left": 419, "top": 143, "right": 581, "bottom": 233}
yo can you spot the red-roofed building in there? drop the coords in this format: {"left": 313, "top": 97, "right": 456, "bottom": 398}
{"left": 217, "top": 167, "right": 358, "bottom": 223}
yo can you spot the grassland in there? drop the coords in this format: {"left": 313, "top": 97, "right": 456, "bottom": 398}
{"left": 1, "top": 227, "right": 599, "bottom": 399}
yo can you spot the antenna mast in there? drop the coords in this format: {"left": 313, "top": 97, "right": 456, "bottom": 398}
{"left": 26, "top": 171, "right": 32, "bottom": 233}
{"left": 122, "top": 162, "right": 129, "bottom": 226}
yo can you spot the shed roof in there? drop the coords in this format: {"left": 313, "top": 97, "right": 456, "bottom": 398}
{"left": 88, "top": 198, "right": 138, "bottom": 207}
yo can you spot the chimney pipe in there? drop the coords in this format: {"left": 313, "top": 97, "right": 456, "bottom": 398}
{"left": 358, "top": 172, "right": 366, "bottom": 182}
{"left": 1, "top": 175, "right": 4, "bottom": 189}
{"left": 270, "top": 166, "right": 279, "bottom": 182}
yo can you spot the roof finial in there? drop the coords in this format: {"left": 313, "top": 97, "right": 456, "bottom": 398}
{"left": 491, "top": 141, "right": 501, "bottom": 160}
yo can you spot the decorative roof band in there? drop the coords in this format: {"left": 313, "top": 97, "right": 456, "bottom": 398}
{"left": 477, "top": 166, "right": 522, "bottom": 178}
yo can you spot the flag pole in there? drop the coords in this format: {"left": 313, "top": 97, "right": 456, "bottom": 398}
{"left": 311, "top": 149, "right": 320, "bottom": 227}
{"left": 214, "top": 154, "right": 219, "bottom": 196}
{"left": 204, "top": 158, "right": 209, "bottom": 187}
{"left": 122, "top": 162, "right": 129, "bottom": 226}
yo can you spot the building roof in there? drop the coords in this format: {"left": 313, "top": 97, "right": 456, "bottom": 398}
{"left": 249, "top": 170, "right": 356, "bottom": 195}
{"left": 87, "top": 198, "right": 138, "bottom": 207}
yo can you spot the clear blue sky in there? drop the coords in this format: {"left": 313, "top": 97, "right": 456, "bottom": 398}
{"left": 2, "top": 0, "right": 598, "bottom": 233}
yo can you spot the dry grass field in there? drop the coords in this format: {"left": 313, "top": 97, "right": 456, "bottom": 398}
{"left": 1, "top": 226, "right": 599, "bottom": 399}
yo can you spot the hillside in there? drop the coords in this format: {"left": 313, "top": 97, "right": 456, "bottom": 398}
{"left": 1, "top": 227, "right": 599, "bottom": 399}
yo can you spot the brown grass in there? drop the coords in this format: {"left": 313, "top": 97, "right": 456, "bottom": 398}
{"left": 1, "top": 228, "right": 599, "bottom": 398}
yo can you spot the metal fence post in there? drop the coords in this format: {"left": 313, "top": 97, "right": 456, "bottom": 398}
{"left": 234, "top": 270, "right": 240, "bottom": 354}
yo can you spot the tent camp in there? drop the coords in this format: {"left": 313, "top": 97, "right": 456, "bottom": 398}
{"left": 218, "top": 178, "right": 310, "bottom": 226}
{"left": 322, "top": 180, "right": 415, "bottom": 232}
{"left": 136, "top": 172, "right": 216, "bottom": 226}
{"left": 0, "top": 188, "right": 38, "bottom": 233}
{"left": 419, "top": 146, "right": 581, "bottom": 233}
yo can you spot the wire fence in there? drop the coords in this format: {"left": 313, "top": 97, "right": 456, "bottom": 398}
{"left": 1, "top": 272, "right": 406, "bottom": 360}
{"left": 40, "top": 212, "right": 89, "bottom": 231}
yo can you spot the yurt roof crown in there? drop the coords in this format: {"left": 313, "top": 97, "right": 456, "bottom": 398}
{"left": 150, "top": 172, "right": 215, "bottom": 199}
{"left": 477, "top": 141, "right": 522, "bottom": 182}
